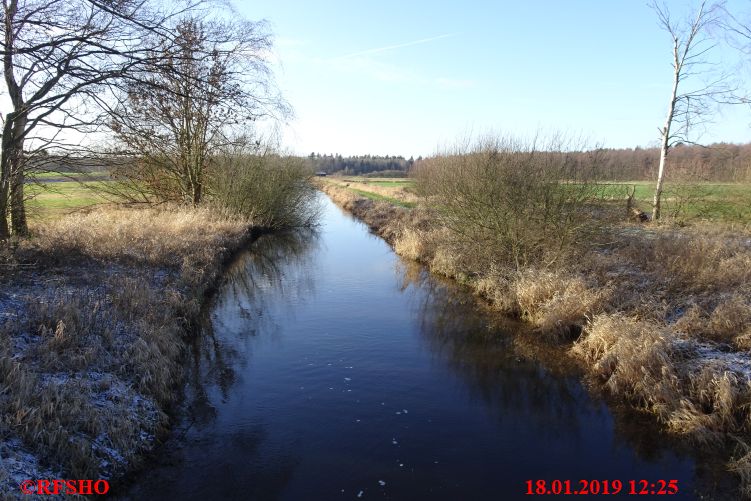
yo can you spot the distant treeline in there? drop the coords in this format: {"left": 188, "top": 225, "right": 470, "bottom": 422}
{"left": 35, "top": 142, "right": 751, "bottom": 182}
{"left": 307, "top": 153, "right": 417, "bottom": 175}
{"left": 307, "top": 144, "right": 751, "bottom": 181}
{"left": 581, "top": 143, "right": 751, "bottom": 182}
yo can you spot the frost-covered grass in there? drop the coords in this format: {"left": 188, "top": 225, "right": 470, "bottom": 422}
{"left": 0, "top": 205, "right": 254, "bottom": 496}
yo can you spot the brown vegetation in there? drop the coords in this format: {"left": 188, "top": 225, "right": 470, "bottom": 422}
{"left": 0, "top": 205, "right": 255, "bottom": 491}
{"left": 320, "top": 148, "right": 751, "bottom": 496}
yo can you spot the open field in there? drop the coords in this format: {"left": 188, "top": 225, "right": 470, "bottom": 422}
{"left": 329, "top": 175, "right": 751, "bottom": 224}
{"left": 28, "top": 171, "right": 109, "bottom": 181}
{"left": 25, "top": 180, "right": 114, "bottom": 223}
{"left": 598, "top": 181, "right": 751, "bottom": 222}
{"left": 323, "top": 177, "right": 417, "bottom": 208}
{"left": 340, "top": 178, "right": 414, "bottom": 188}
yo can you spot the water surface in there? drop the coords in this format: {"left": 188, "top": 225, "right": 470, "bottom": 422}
{"left": 122, "top": 195, "right": 734, "bottom": 500}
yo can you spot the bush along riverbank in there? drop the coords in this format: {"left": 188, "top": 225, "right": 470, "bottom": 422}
{"left": 0, "top": 205, "right": 269, "bottom": 496}
{"left": 319, "top": 162, "right": 751, "bottom": 497}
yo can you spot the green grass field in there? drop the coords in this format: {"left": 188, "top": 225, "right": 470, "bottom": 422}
{"left": 596, "top": 181, "right": 751, "bottom": 222}
{"left": 349, "top": 188, "right": 416, "bottom": 208}
{"left": 28, "top": 171, "right": 108, "bottom": 181}
{"left": 340, "top": 177, "right": 413, "bottom": 188}
{"left": 26, "top": 180, "right": 113, "bottom": 221}
{"left": 337, "top": 176, "right": 751, "bottom": 223}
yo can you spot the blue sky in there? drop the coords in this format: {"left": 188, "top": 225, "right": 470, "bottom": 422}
{"left": 239, "top": 1, "right": 751, "bottom": 157}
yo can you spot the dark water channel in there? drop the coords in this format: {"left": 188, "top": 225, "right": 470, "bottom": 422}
{"left": 121, "top": 195, "right": 735, "bottom": 500}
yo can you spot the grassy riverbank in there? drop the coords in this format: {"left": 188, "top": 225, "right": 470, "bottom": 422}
{"left": 0, "top": 205, "right": 261, "bottom": 495}
{"left": 319, "top": 178, "right": 751, "bottom": 496}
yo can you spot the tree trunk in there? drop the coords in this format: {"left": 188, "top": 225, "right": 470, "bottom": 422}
{"left": 653, "top": 38, "right": 680, "bottom": 221}
{"left": 192, "top": 182, "right": 202, "bottom": 206}
{"left": 0, "top": 193, "right": 9, "bottom": 239}
{"left": 8, "top": 113, "right": 28, "bottom": 236}
{"left": 9, "top": 163, "right": 27, "bottom": 236}
{"left": 3, "top": 0, "right": 27, "bottom": 236}
{"left": 0, "top": 113, "right": 15, "bottom": 239}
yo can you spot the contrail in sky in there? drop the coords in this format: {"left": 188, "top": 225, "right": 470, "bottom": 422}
{"left": 334, "top": 33, "right": 457, "bottom": 59}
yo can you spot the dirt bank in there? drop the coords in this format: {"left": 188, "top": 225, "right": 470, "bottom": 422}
{"left": 0, "top": 205, "right": 265, "bottom": 498}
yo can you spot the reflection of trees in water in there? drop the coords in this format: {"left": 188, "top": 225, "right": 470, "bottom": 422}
{"left": 123, "top": 230, "right": 316, "bottom": 499}
{"left": 395, "top": 259, "right": 739, "bottom": 498}
{"left": 220, "top": 228, "right": 319, "bottom": 311}
{"left": 184, "top": 228, "right": 319, "bottom": 428}
{"left": 395, "top": 260, "right": 585, "bottom": 438}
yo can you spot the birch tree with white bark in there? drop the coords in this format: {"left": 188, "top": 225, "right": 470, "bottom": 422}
{"left": 650, "top": 0, "right": 729, "bottom": 220}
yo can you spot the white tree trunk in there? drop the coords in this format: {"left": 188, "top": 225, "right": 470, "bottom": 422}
{"left": 653, "top": 38, "right": 680, "bottom": 221}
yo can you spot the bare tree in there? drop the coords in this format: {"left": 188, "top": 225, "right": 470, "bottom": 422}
{"left": 0, "top": 0, "right": 198, "bottom": 238}
{"left": 109, "top": 15, "right": 289, "bottom": 206}
{"left": 651, "top": 0, "right": 728, "bottom": 220}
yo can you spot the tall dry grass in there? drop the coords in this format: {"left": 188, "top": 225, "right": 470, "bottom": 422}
{"left": 0, "top": 204, "right": 254, "bottom": 488}
{"left": 31, "top": 206, "right": 248, "bottom": 268}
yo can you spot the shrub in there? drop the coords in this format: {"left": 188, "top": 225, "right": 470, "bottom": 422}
{"left": 209, "top": 153, "right": 319, "bottom": 229}
{"left": 412, "top": 133, "right": 604, "bottom": 270}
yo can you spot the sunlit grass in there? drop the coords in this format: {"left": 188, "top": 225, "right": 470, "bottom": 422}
{"left": 594, "top": 181, "right": 751, "bottom": 222}
{"left": 28, "top": 171, "right": 108, "bottom": 180}
{"left": 348, "top": 188, "right": 416, "bottom": 208}
{"left": 26, "top": 180, "right": 113, "bottom": 223}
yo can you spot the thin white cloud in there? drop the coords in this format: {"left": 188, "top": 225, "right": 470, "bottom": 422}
{"left": 333, "top": 33, "right": 457, "bottom": 60}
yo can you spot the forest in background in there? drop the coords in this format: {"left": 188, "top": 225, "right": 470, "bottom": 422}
{"left": 305, "top": 143, "right": 751, "bottom": 182}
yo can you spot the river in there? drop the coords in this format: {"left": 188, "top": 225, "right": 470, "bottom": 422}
{"left": 120, "top": 194, "right": 735, "bottom": 500}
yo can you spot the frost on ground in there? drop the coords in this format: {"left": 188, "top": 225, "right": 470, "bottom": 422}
{"left": 676, "top": 339, "right": 751, "bottom": 379}
{"left": 0, "top": 204, "right": 252, "bottom": 499}
{"left": 0, "top": 264, "right": 183, "bottom": 499}
{"left": 0, "top": 439, "right": 61, "bottom": 496}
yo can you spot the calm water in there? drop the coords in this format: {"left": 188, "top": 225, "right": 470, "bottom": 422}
{"left": 121, "top": 195, "right": 734, "bottom": 500}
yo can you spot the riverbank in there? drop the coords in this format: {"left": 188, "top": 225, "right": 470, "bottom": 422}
{"left": 0, "top": 205, "right": 262, "bottom": 496}
{"left": 319, "top": 180, "right": 751, "bottom": 496}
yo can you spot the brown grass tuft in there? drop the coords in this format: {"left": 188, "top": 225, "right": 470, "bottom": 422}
{"left": 1, "top": 203, "right": 253, "bottom": 487}
{"left": 514, "top": 271, "right": 610, "bottom": 337}
{"left": 572, "top": 315, "right": 681, "bottom": 415}
{"left": 30, "top": 205, "right": 249, "bottom": 272}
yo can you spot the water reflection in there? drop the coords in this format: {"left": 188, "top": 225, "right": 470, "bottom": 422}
{"left": 120, "top": 229, "right": 318, "bottom": 500}
{"left": 186, "top": 228, "right": 319, "bottom": 426}
{"left": 394, "top": 259, "right": 738, "bottom": 500}
{"left": 396, "top": 260, "right": 587, "bottom": 440}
